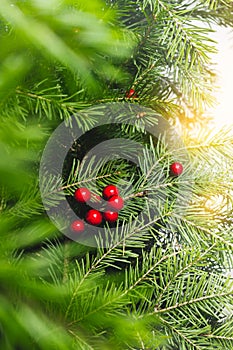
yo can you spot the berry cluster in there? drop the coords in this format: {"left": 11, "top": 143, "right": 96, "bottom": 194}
{"left": 70, "top": 162, "right": 183, "bottom": 233}
{"left": 70, "top": 185, "right": 124, "bottom": 233}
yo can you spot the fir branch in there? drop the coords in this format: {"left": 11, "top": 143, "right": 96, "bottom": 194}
{"left": 203, "top": 334, "right": 233, "bottom": 341}
{"left": 15, "top": 86, "right": 89, "bottom": 120}
{"left": 153, "top": 290, "right": 233, "bottom": 315}
{"left": 67, "top": 246, "right": 180, "bottom": 325}
{"left": 161, "top": 318, "right": 203, "bottom": 350}
{"left": 174, "top": 213, "right": 233, "bottom": 249}
{"left": 155, "top": 243, "right": 217, "bottom": 306}
{"left": 59, "top": 171, "right": 122, "bottom": 194}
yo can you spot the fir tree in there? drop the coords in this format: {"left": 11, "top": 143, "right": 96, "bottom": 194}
{"left": 0, "top": 0, "right": 233, "bottom": 349}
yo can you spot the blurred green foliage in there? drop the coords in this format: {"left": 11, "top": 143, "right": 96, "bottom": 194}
{"left": 0, "top": 0, "right": 134, "bottom": 95}
{"left": 0, "top": 1, "right": 146, "bottom": 349}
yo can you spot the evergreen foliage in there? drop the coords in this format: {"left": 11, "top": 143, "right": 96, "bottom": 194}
{"left": 0, "top": 0, "right": 233, "bottom": 349}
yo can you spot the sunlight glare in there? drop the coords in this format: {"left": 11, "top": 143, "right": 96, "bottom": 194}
{"left": 209, "top": 27, "right": 233, "bottom": 130}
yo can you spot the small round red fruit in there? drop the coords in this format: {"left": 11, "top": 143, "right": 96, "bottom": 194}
{"left": 86, "top": 209, "right": 102, "bottom": 225}
{"left": 103, "top": 211, "right": 118, "bottom": 223}
{"left": 74, "top": 187, "right": 91, "bottom": 203}
{"left": 70, "top": 220, "right": 85, "bottom": 232}
{"left": 125, "top": 88, "right": 137, "bottom": 98}
{"left": 108, "top": 195, "right": 124, "bottom": 211}
{"left": 102, "top": 185, "right": 119, "bottom": 200}
{"left": 170, "top": 162, "right": 183, "bottom": 176}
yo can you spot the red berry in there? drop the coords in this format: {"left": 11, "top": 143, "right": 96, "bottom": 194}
{"left": 70, "top": 220, "right": 85, "bottom": 232}
{"left": 170, "top": 162, "right": 183, "bottom": 176}
{"left": 126, "top": 88, "right": 137, "bottom": 98}
{"left": 108, "top": 195, "right": 124, "bottom": 211}
{"left": 102, "top": 185, "right": 119, "bottom": 200}
{"left": 74, "top": 187, "right": 91, "bottom": 203}
{"left": 103, "top": 211, "right": 118, "bottom": 222}
{"left": 86, "top": 209, "right": 102, "bottom": 225}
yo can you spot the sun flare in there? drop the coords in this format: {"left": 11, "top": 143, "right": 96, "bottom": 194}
{"left": 209, "top": 27, "right": 233, "bottom": 130}
{"left": 211, "top": 90, "right": 233, "bottom": 129}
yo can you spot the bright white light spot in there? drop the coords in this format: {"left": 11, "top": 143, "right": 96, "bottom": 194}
{"left": 209, "top": 27, "right": 233, "bottom": 130}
